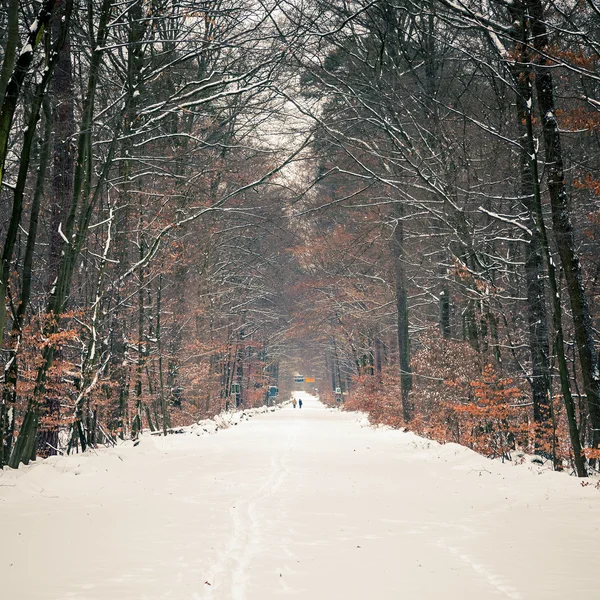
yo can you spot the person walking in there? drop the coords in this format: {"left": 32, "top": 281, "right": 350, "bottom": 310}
{"left": 298, "top": 399, "right": 303, "bottom": 409}
{"left": 292, "top": 398, "right": 297, "bottom": 408}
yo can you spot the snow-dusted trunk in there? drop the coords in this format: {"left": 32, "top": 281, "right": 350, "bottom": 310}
{"left": 0, "top": 0, "right": 58, "bottom": 351}
{"left": 108, "top": 0, "right": 147, "bottom": 435}
{"left": 38, "top": 3, "right": 76, "bottom": 456}
{"left": 0, "top": 0, "right": 19, "bottom": 106}
{"left": 527, "top": 0, "right": 600, "bottom": 455}
{"left": 1, "top": 101, "right": 52, "bottom": 466}
{"left": 129, "top": 1, "right": 151, "bottom": 436}
{"left": 508, "top": 7, "right": 552, "bottom": 451}
{"left": 498, "top": 1, "right": 585, "bottom": 475}
{"left": 67, "top": 208, "right": 114, "bottom": 453}
{"left": 48, "top": 0, "right": 75, "bottom": 283}
{"left": 519, "top": 73, "right": 588, "bottom": 473}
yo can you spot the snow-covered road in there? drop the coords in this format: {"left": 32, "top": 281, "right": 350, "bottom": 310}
{"left": 1, "top": 393, "right": 598, "bottom": 599}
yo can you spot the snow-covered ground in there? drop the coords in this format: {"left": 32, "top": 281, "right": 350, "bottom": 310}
{"left": 1, "top": 393, "right": 598, "bottom": 599}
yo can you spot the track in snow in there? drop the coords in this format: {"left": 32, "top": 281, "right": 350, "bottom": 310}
{"left": 1, "top": 393, "right": 598, "bottom": 599}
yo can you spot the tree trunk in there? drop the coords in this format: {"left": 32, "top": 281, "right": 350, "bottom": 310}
{"left": 391, "top": 204, "right": 412, "bottom": 421}
{"left": 0, "top": 3, "right": 72, "bottom": 465}
{"left": 527, "top": 0, "right": 600, "bottom": 455}
{"left": 439, "top": 286, "right": 450, "bottom": 339}
{"left": 48, "top": 0, "right": 75, "bottom": 285}
{"left": 0, "top": 0, "right": 60, "bottom": 349}
{"left": 1, "top": 99, "right": 52, "bottom": 467}
{"left": 157, "top": 275, "right": 169, "bottom": 435}
{"left": 0, "top": 0, "right": 20, "bottom": 106}
{"left": 508, "top": 6, "right": 552, "bottom": 452}
{"left": 507, "top": 1, "right": 586, "bottom": 475}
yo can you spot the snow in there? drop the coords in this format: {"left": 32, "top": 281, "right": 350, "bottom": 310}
{"left": 1, "top": 393, "right": 598, "bottom": 599}
{"left": 57, "top": 222, "right": 70, "bottom": 245}
{"left": 19, "top": 43, "right": 33, "bottom": 57}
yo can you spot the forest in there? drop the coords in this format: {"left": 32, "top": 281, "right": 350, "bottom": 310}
{"left": 0, "top": 0, "right": 598, "bottom": 477}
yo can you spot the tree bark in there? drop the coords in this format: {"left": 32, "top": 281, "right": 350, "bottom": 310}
{"left": 527, "top": 0, "right": 600, "bottom": 455}
{"left": 48, "top": 0, "right": 75, "bottom": 285}
{"left": 505, "top": 1, "right": 586, "bottom": 475}
{"left": 0, "top": 0, "right": 59, "bottom": 350}
{"left": 0, "top": 0, "right": 20, "bottom": 106}
{"left": 391, "top": 204, "right": 412, "bottom": 421}
{"left": 9, "top": 0, "right": 116, "bottom": 468}
{"left": 1, "top": 97, "right": 53, "bottom": 466}
{"left": 508, "top": 4, "right": 552, "bottom": 451}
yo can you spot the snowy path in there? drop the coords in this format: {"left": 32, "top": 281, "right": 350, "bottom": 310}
{"left": 1, "top": 394, "right": 598, "bottom": 599}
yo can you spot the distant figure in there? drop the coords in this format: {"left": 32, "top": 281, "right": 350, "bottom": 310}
{"left": 298, "top": 399, "right": 303, "bottom": 409}
{"left": 293, "top": 398, "right": 297, "bottom": 408}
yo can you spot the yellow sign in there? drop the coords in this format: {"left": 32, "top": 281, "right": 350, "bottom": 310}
{"left": 305, "top": 377, "right": 315, "bottom": 383}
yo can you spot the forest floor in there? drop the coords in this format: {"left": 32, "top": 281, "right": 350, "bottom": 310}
{"left": 1, "top": 393, "right": 598, "bottom": 599}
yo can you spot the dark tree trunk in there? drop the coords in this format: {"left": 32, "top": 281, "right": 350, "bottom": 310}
{"left": 0, "top": 3, "right": 72, "bottom": 466}
{"left": 508, "top": 6, "right": 552, "bottom": 449}
{"left": 0, "top": 0, "right": 59, "bottom": 349}
{"left": 156, "top": 275, "right": 169, "bottom": 434}
{"left": 374, "top": 337, "right": 383, "bottom": 376}
{"left": 505, "top": 1, "right": 586, "bottom": 475}
{"left": 0, "top": 0, "right": 20, "bottom": 106}
{"left": 527, "top": 0, "right": 600, "bottom": 455}
{"left": 439, "top": 286, "right": 450, "bottom": 339}
{"left": 391, "top": 204, "right": 412, "bottom": 421}
{"left": 48, "top": 1, "right": 75, "bottom": 284}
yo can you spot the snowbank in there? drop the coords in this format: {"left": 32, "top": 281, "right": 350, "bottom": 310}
{"left": 192, "top": 404, "right": 283, "bottom": 435}
{"left": 0, "top": 403, "right": 287, "bottom": 489}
